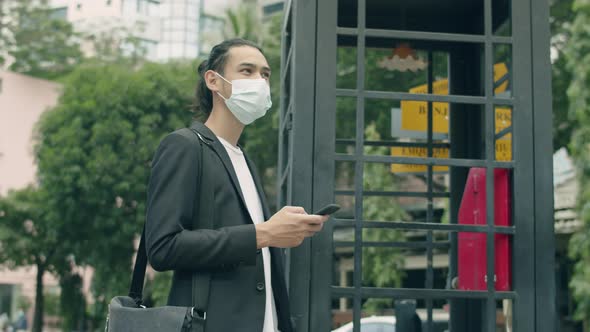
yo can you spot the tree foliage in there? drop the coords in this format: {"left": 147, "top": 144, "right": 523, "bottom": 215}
{"left": 361, "top": 125, "right": 407, "bottom": 312}
{"left": 0, "top": 187, "right": 70, "bottom": 332}
{"left": 551, "top": 0, "right": 577, "bottom": 151}
{"left": 1, "top": 0, "right": 83, "bottom": 80}
{"left": 566, "top": 0, "right": 590, "bottom": 326}
{"left": 34, "top": 60, "right": 196, "bottom": 324}
{"left": 223, "top": 2, "right": 264, "bottom": 45}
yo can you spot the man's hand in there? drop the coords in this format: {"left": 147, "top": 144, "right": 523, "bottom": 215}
{"left": 255, "top": 206, "right": 329, "bottom": 248}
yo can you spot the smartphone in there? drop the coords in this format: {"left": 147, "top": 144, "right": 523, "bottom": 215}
{"left": 314, "top": 204, "right": 341, "bottom": 216}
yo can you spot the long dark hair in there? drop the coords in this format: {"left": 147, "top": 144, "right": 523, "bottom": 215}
{"left": 194, "top": 38, "right": 264, "bottom": 119}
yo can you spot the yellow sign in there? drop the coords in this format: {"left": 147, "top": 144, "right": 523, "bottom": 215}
{"left": 494, "top": 62, "right": 509, "bottom": 93}
{"left": 495, "top": 107, "right": 512, "bottom": 162}
{"left": 392, "top": 63, "right": 512, "bottom": 172}
{"left": 400, "top": 80, "right": 450, "bottom": 134}
{"left": 390, "top": 147, "right": 450, "bottom": 173}
{"left": 399, "top": 63, "right": 510, "bottom": 134}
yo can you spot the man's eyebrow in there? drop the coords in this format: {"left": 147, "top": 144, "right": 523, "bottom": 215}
{"left": 238, "top": 62, "right": 272, "bottom": 73}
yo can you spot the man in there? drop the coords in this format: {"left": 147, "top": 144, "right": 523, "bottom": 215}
{"left": 145, "top": 39, "right": 328, "bottom": 332}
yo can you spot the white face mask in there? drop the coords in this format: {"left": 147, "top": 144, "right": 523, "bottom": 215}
{"left": 215, "top": 72, "right": 272, "bottom": 125}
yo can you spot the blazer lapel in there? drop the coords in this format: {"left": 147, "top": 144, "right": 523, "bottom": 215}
{"left": 244, "top": 153, "right": 272, "bottom": 220}
{"left": 190, "top": 122, "right": 249, "bottom": 216}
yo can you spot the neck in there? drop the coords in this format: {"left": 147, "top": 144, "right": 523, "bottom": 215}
{"left": 205, "top": 102, "right": 244, "bottom": 146}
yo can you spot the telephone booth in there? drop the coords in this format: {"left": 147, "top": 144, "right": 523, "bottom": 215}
{"left": 277, "top": 0, "right": 554, "bottom": 331}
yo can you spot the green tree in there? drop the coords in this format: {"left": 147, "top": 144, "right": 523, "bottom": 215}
{"left": 34, "top": 60, "right": 196, "bottom": 326}
{"left": 361, "top": 124, "right": 407, "bottom": 312}
{"left": 0, "top": 0, "right": 7, "bottom": 66}
{"left": 1, "top": 0, "right": 83, "bottom": 80}
{"left": 551, "top": 0, "right": 577, "bottom": 151}
{"left": 59, "top": 272, "right": 86, "bottom": 331}
{"left": 0, "top": 187, "right": 69, "bottom": 332}
{"left": 223, "top": 2, "right": 264, "bottom": 44}
{"left": 566, "top": 0, "right": 590, "bottom": 328}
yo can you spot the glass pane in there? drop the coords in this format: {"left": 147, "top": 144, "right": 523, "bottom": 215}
{"left": 493, "top": 0, "right": 512, "bottom": 36}
{"left": 338, "top": 0, "right": 357, "bottom": 27}
{"left": 366, "top": 0, "right": 484, "bottom": 34}
{"left": 332, "top": 244, "right": 354, "bottom": 286}
{"left": 335, "top": 161, "right": 356, "bottom": 191}
{"left": 363, "top": 99, "right": 486, "bottom": 160}
{"left": 337, "top": 36, "right": 358, "bottom": 89}
{"left": 366, "top": 40, "right": 485, "bottom": 97}
{"left": 493, "top": 168, "right": 513, "bottom": 227}
{"left": 363, "top": 162, "right": 398, "bottom": 192}
{"left": 336, "top": 141, "right": 356, "bottom": 155}
{"left": 336, "top": 97, "right": 357, "bottom": 140}
{"left": 331, "top": 296, "right": 355, "bottom": 330}
{"left": 335, "top": 195, "right": 356, "bottom": 219}
{"left": 359, "top": 222, "right": 451, "bottom": 289}
{"left": 365, "top": 42, "right": 428, "bottom": 92}
{"left": 494, "top": 44, "right": 512, "bottom": 98}
{"left": 496, "top": 299, "right": 514, "bottom": 331}
{"left": 495, "top": 106, "right": 512, "bottom": 161}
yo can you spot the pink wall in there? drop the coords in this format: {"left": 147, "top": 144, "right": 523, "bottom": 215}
{"left": 0, "top": 71, "right": 63, "bottom": 327}
{"left": 0, "top": 70, "right": 62, "bottom": 196}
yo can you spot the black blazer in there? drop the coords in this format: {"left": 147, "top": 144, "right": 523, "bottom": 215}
{"left": 145, "top": 121, "right": 292, "bottom": 332}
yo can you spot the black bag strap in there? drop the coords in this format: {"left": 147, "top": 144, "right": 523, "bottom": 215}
{"left": 189, "top": 129, "right": 213, "bottom": 322}
{"left": 129, "top": 128, "right": 213, "bottom": 318}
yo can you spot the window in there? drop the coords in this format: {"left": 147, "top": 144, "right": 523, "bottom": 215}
{"left": 168, "top": 31, "right": 185, "bottom": 43}
{"left": 169, "top": 43, "right": 184, "bottom": 58}
{"left": 172, "top": 3, "right": 185, "bottom": 16}
{"left": 0, "top": 284, "right": 15, "bottom": 318}
{"left": 147, "top": 1, "right": 160, "bottom": 16}
{"left": 186, "top": 31, "right": 198, "bottom": 43}
{"left": 123, "top": 0, "right": 136, "bottom": 15}
{"left": 49, "top": 7, "right": 68, "bottom": 20}
{"left": 186, "top": 4, "right": 199, "bottom": 18}
{"left": 170, "top": 18, "right": 185, "bottom": 30}
{"left": 140, "top": 39, "right": 158, "bottom": 60}
{"left": 184, "top": 45, "right": 198, "bottom": 58}
{"left": 263, "top": 2, "right": 284, "bottom": 16}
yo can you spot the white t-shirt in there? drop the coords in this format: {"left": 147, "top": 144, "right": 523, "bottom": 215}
{"left": 217, "top": 136, "right": 279, "bottom": 332}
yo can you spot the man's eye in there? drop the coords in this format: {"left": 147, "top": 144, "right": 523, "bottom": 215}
{"left": 242, "top": 69, "right": 252, "bottom": 74}
{"left": 263, "top": 73, "right": 270, "bottom": 79}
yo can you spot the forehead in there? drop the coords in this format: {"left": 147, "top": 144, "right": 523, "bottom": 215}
{"left": 225, "top": 45, "right": 269, "bottom": 69}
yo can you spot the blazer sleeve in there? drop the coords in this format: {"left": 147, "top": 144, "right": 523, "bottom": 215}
{"left": 145, "top": 132, "right": 257, "bottom": 272}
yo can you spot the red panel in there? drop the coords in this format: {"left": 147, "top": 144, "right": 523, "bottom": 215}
{"left": 494, "top": 169, "right": 511, "bottom": 291}
{"left": 458, "top": 168, "right": 512, "bottom": 291}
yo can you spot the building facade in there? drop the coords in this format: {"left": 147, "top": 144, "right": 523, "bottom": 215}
{"left": 0, "top": 70, "right": 62, "bottom": 327}
{"left": 158, "top": 0, "right": 202, "bottom": 60}
{"left": 43, "top": 0, "right": 207, "bottom": 61}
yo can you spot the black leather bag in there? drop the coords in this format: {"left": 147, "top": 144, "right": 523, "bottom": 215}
{"left": 106, "top": 128, "right": 213, "bottom": 332}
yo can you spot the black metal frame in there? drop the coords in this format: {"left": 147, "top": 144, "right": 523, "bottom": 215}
{"left": 278, "top": 0, "right": 554, "bottom": 331}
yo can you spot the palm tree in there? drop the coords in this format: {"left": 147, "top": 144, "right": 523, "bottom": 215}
{"left": 223, "top": 2, "right": 264, "bottom": 45}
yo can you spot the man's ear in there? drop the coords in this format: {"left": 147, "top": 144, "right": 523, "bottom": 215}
{"left": 204, "top": 70, "right": 219, "bottom": 92}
